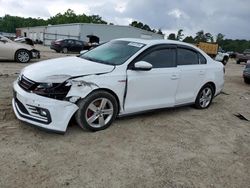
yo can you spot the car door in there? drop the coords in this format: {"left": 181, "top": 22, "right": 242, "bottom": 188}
{"left": 125, "top": 45, "right": 180, "bottom": 113}
{"left": 75, "top": 41, "right": 84, "bottom": 52}
{"left": 175, "top": 47, "right": 207, "bottom": 105}
{"left": 66, "top": 40, "right": 75, "bottom": 52}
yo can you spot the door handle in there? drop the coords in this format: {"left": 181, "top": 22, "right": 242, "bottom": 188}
{"left": 171, "top": 74, "right": 179, "bottom": 80}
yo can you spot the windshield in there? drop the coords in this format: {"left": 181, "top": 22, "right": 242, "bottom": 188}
{"left": 80, "top": 40, "right": 145, "bottom": 65}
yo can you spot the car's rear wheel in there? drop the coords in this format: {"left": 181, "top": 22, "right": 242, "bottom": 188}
{"left": 62, "top": 47, "right": 68, "bottom": 53}
{"left": 75, "top": 91, "right": 118, "bottom": 131}
{"left": 195, "top": 84, "right": 214, "bottom": 109}
{"left": 15, "top": 50, "right": 31, "bottom": 63}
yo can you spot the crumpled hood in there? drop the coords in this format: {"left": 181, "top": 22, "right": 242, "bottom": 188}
{"left": 22, "top": 56, "right": 114, "bottom": 83}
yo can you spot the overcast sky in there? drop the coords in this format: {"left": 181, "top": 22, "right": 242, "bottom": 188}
{"left": 0, "top": 0, "right": 249, "bottom": 39}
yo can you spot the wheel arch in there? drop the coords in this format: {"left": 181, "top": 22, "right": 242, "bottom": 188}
{"left": 14, "top": 48, "right": 31, "bottom": 59}
{"left": 201, "top": 82, "right": 216, "bottom": 95}
{"left": 85, "top": 88, "right": 121, "bottom": 114}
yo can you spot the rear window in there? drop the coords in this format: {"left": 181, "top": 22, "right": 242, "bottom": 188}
{"left": 198, "top": 53, "right": 207, "bottom": 64}
{"left": 177, "top": 48, "right": 198, "bottom": 65}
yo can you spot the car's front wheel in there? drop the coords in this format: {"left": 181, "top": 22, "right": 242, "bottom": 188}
{"left": 222, "top": 56, "right": 228, "bottom": 65}
{"left": 195, "top": 84, "right": 214, "bottom": 109}
{"left": 15, "top": 50, "right": 31, "bottom": 63}
{"left": 75, "top": 91, "right": 118, "bottom": 131}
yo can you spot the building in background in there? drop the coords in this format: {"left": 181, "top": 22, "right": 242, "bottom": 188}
{"left": 0, "top": 32, "right": 16, "bottom": 39}
{"left": 16, "top": 23, "right": 164, "bottom": 45}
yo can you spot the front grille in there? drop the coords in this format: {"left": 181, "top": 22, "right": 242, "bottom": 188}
{"left": 18, "top": 75, "right": 37, "bottom": 91}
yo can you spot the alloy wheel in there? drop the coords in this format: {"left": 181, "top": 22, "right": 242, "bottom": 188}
{"left": 85, "top": 98, "right": 114, "bottom": 128}
{"left": 199, "top": 87, "right": 213, "bottom": 108}
{"left": 17, "top": 51, "right": 29, "bottom": 63}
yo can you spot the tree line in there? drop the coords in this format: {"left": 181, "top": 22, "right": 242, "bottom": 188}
{"left": 0, "top": 9, "right": 249, "bottom": 52}
{"left": 167, "top": 29, "right": 250, "bottom": 53}
{"left": 0, "top": 9, "right": 163, "bottom": 35}
{"left": 0, "top": 9, "right": 107, "bottom": 33}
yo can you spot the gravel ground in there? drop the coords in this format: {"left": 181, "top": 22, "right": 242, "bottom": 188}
{"left": 0, "top": 46, "right": 249, "bottom": 188}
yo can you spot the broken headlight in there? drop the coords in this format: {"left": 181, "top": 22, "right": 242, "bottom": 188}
{"left": 32, "top": 82, "right": 71, "bottom": 100}
{"left": 36, "top": 83, "right": 53, "bottom": 89}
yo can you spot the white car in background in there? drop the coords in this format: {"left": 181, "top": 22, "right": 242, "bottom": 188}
{"left": 0, "top": 35, "right": 40, "bottom": 63}
{"left": 12, "top": 38, "right": 224, "bottom": 133}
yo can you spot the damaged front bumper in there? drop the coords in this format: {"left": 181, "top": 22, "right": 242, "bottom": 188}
{"left": 31, "top": 50, "right": 40, "bottom": 59}
{"left": 12, "top": 81, "right": 78, "bottom": 133}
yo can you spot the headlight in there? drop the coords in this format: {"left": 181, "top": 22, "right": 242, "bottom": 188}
{"left": 32, "top": 82, "right": 71, "bottom": 100}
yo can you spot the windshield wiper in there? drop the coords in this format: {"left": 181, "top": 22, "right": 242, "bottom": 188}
{"left": 82, "top": 56, "right": 96, "bottom": 62}
{"left": 82, "top": 56, "right": 115, "bottom": 65}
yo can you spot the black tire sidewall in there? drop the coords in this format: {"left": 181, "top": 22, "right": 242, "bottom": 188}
{"left": 62, "top": 47, "right": 68, "bottom": 53}
{"left": 75, "top": 91, "right": 118, "bottom": 131}
{"left": 195, "top": 84, "right": 214, "bottom": 109}
{"left": 15, "top": 50, "right": 31, "bottom": 63}
{"left": 244, "top": 78, "right": 250, "bottom": 84}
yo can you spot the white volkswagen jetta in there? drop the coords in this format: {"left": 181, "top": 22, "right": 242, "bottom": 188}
{"left": 12, "top": 38, "right": 224, "bottom": 133}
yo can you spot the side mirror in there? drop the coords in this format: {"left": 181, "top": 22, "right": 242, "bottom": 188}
{"left": 133, "top": 61, "right": 153, "bottom": 71}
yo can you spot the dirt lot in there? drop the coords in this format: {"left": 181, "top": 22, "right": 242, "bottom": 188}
{"left": 0, "top": 46, "right": 249, "bottom": 188}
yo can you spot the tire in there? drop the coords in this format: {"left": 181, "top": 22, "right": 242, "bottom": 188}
{"left": 75, "top": 91, "right": 118, "bottom": 131}
{"left": 15, "top": 49, "right": 31, "bottom": 63}
{"left": 222, "top": 56, "right": 228, "bottom": 65}
{"left": 62, "top": 47, "right": 68, "bottom": 53}
{"left": 194, "top": 84, "right": 214, "bottom": 109}
{"left": 244, "top": 78, "right": 250, "bottom": 84}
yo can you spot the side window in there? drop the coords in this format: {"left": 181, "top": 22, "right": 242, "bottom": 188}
{"left": 140, "top": 48, "right": 176, "bottom": 68}
{"left": 67, "top": 40, "right": 74, "bottom": 44}
{"left": 75, "top": 41, "right": 83, "bottom": 46}
{"left": 177, "top": 48, "right": 198, "bottom": 65}
{"left": 198, "top": 53, "right": 207, "bottom": 64}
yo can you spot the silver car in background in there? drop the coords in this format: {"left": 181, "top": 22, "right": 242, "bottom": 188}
{"left": 0, "top": 35, "right": 40, "bottom": 63}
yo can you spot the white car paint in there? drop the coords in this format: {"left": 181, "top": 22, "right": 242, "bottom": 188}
{"left": 22, "top": 56, "right": 115, "bottom": 83}
{"left": 0, "top": 35, "right": 39, "bottom": 62}
{"left": 215, "top": 52, "right": 229, "bottom": 63}
{"left": 12, "top": 38, "right": 224, "bottom": 133}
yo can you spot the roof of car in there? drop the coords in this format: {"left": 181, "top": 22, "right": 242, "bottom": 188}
{"left": 114, "top": 38, "right": 211, "bottom": 60}
{"left": 115, "top": 38, "right": 196, "bottom": 47}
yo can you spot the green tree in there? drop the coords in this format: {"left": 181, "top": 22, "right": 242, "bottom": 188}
{"left": 167, "top": 33, "right": 176, "bottom": 40}
{"left": 216, "top": 33, "right": 225, "bottom": 45}
{"left": 194, "top": 30, "right": 207, "bottom": 42}
{"left": 129, "top": 20, "right": 161, "bottom": 34}
{"left": 183, "top": 36, "right": 195, "bottom": 43}
{"left": 176, "top": 29, "right": 184, "bottom": 41}
{"left": 157, "top": 29, "right": 163, "bottom": 35}
{"left": 205, "top": 33, "right": 214, "bottom": 43}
